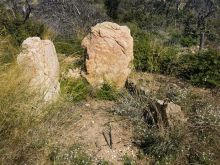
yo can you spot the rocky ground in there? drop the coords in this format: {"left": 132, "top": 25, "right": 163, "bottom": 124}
{"left": 38, "top": 68, "right": 219, "bottom": 165}
{"left": 52, "top": 100, "right": 136, "bottom": 164}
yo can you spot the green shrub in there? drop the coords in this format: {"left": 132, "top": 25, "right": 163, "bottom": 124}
{"left": 180, "top": 35, "right": 197, "bottom": 47}
{"left": 0, "top": 6, "right": 46, "bottom": 45}
{"left": 159, "top": 47, "right": 179, "bottom": 74}
{"left": 94, "top": 83, "right": 119, "bottom": 101}
{"left": 134, "top": 31, "right": 165, "bottom": 72}
{"left": 54, "top": 41, "right": 76, "bottom": 54}
{"left": 0, "top": 36, "right": 20, "bottom": 64}
{"left": 133, "top": 30, "right": 179, "bottom": 73}
{"left": 0, "top": 5, "right": 48, "bottom": 64}
{"left": 133, "top": 28, "right": 219, "bottom": 89}
{"left": 174, "top": 49, "right": 220, "bottom": 88}
{"left": 165, "top": 31, "right": 183, "bottom": 46}
{"left": 4, "top": 19, "right": 45, "bottom": 45}
{"left": 61, "top": 78, "right": 90, "bottom": 102}
{"left": 133, "top": 32, "right": 151, "bottom": 71}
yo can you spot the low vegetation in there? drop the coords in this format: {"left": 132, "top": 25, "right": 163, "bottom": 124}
{"left": 49, "top": 144, "right": 92, "bottom": 165}
{"left": 54, "top": 36, "right": 84, "bottom": 55}
{"left": 113, "top": 80, "right": 220, "bottom": 164}
{"left": 0, "top": 1, "right": 219, "bottom": 164}
{"left": 61, "top": 78, "right": 90, "bottom": 102}
{"left": 94, "top": 83, "right": 120, "bottom": 101}
{"left": 131, "top": 26, "right": 220, "bottom": 88}
{"left": 0, "top": 5, "right": 48, "bottom": 64}
{"left": 0, "top": 62, "right": 89, "bottom": 163}
{"left": 174, "top": 49, "right": 220, "bottom": 88}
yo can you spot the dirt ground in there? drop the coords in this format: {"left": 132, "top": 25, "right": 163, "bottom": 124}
{"left": 51, "top": 100, "right": 138, "bottom": 165}
{"left": 44, "top": 69, "right": 219, "bottom": 164}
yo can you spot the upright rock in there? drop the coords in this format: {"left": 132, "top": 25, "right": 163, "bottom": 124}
{"left": 147, "top": 100, "right": 187, "bottom": 128}
{"left": 164, "top": 102, "right": 186, "bottom": 127}
{"left": 82, "top": 22, "right": 133, "bottom": 89}
{"left": 17, "top": 37, "right": 60, "bottom": 102}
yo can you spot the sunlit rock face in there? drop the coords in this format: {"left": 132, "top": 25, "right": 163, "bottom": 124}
{"left": 17, "top": 37, "right": 60, "bottom": 102}
{"left": 82, "top": 22, "right": 133, "bottom": 89}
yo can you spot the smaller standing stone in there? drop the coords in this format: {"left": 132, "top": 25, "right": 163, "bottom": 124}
{"left": 17, "top": 37, "right": 60, "bottom": 102}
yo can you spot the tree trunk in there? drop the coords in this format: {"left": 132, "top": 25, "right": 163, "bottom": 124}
{"left": 199, "top": 32, "right": 205, "bottom": 50}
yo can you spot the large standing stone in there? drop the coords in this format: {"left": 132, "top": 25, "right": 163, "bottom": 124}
{"left": 17, "top": 37, "right": 60, "bottom": 102}
{"left": 82, "top": 22, "right": 133, "bottom": 89}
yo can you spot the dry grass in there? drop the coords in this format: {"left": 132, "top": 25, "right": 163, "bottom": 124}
{"left": 0, "top": 59, "right": 97, "bottom": 164}
{"left": 0, "top": 49, "right": 61, "bottom": 163}
{"left": 113, "top": 73, "right": 220, "bottom": 164}
{"left": 0, "top": 36, "right": 20, "bottom": 65}
{"left": 0, "top": 62, "right": 42, "bottom": 162}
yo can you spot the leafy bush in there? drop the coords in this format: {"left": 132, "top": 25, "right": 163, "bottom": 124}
{"left": 159, "top": 47, "right": 179, "bottom": 74}
{"left": 174, "top": 49, "right": 220, "bottom": 88}
{"left": 133, "top": 27, "right": 219, "bottom": 89}
{"left": 166, "top": 32, "right": 182, "bottom": 46}
{"left": 133, "top": 32, "right": 151, "bottom": 71}
{"left": 133, "top": 30, "right": 179, "bottom": 73}
{"left": 166, "top": 31, "right": 197, "bottom": 47}
{"left": 54, "top": 41, "right": 76, "bottom": 55}
{"left": 0, "top": 5, "right": 48, "bottom": 64}
{"left": 0, "top": 5, "right": 46, "bottom": 45}
{"left": 4, "top": 19, "right": 45, "bottom": 45}
{"left": 134, "top": 31, "right": 166, "bottom": 72}
{"left": 180, "top": 35, "right": 197, "bottom": 47}
{"left": 61, "top": 78, "right": 90, "bottom": 102}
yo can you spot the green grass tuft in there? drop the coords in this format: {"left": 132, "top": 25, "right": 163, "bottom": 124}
{"left": 61, "top": 78, "right": 90, "bottom": 102}
{"left": 94, "top": 83, "right": 120, "bottom": 101}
